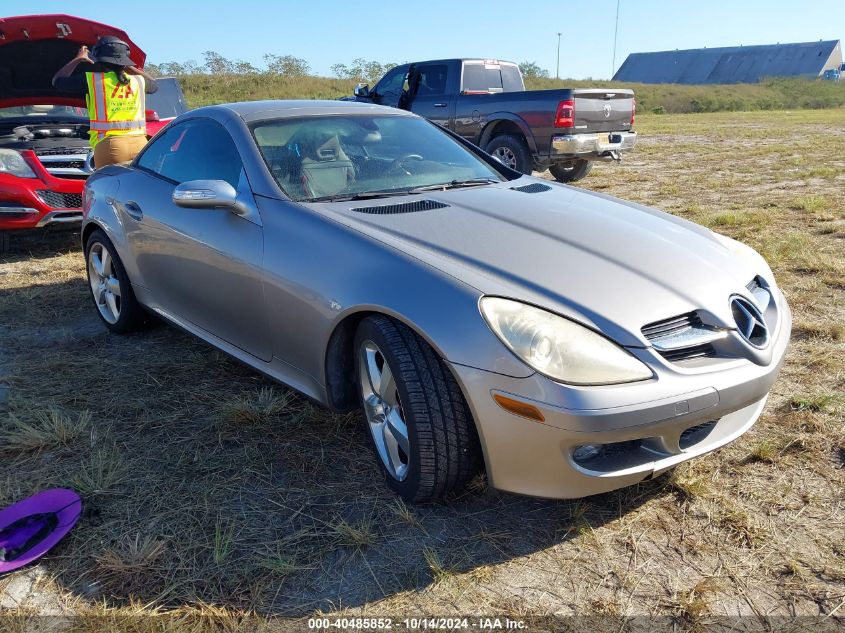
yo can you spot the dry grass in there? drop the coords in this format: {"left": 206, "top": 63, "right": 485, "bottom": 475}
{"left": 1, "top": 108, "right": 844, "bottom": 627}
{"left": 0, "top": 408, "right": 90, "bottom": 453}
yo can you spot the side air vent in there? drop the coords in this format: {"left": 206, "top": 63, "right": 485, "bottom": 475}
{"left": 642, "top": 311, "right": 725, "bottom": 363}
{"left": 511, "top": 183, "right": 552, "bottom": 194}
{"left": 351, "top": 200, "right": 449, "bottom": 215}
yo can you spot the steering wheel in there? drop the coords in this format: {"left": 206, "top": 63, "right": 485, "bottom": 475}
{"left": 388, "top": 153, "right": 424, "bottom": 176}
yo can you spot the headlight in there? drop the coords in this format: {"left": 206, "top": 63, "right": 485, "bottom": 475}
{"left": 480, "top": 297, "right": 653, "bottom": 385}
{"left": 0, "top": 149, "right": 36, "bottom": 178}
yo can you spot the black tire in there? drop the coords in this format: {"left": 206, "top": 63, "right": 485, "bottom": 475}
{"left": 354, "top": 315, "right": 483, "bottom": 503}
{"left": 485, "top": 134, "right": 533, "bottom": 175}
{"left": 0, "top": 232, "right": 9, "bottom": 257}
{"left": 549, "top": 159, "right": 593, "bottom": 183}
{"left": 84, "top": 229, "right": 148, "bottom": 334}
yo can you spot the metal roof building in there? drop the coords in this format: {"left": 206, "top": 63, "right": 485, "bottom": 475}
{"left": 613, "top": 40, "right": 842, "bottom": 84}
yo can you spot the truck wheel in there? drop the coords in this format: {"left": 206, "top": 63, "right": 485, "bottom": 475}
{"left": 486, "top": 135, "right": 533, "bottom": 174}
{"left": 354, "top": 315, "right": 483, "bottom": 503}
{"left": 549, "top": 160, "right": 593, "bottom": 183}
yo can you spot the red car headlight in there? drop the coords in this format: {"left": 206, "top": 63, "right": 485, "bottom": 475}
{"left": 0, "top": 149, "right": 37, "bottom": 178}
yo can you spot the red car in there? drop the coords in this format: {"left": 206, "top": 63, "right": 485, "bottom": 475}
{"left": 0, "top": 14, "right": 186, "bottom": 252}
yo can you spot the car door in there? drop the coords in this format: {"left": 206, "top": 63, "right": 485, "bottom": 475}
{"left": 369, "top": 64, "right": 409, "bottom": 108}
{"left": 118, "top": 118, "right": 272, "bottom": 361}
{"left": 406, "top": 63, "right": 453, "bottom": 129}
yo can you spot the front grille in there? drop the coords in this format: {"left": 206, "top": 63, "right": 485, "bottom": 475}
{"left": 33, "top": 148, "right": 92, "bottom": 179}
{"left": 511, "top": 183, "right": 552, "bottom": 194}
{"left": 660, "top": 343, "right": 716, "bottom": 362}
{"left": 351, "top": 200, "right": 449, "bottom": 215}
{"left": 36, "top": 190, "right": 83, "bottom": 209}
{"left": 34, "top": 147, "right": 87, "bottom": 156}
{"left": 43, "top": 160, "right": 86, "bottom": 169}
{"left": 642, "top": 311, "right": 703, "bottom": 339}
{"left": 642, "top": 311, "right": 717, "bottom": 362}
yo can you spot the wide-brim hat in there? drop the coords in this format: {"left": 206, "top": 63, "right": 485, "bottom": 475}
{"left": 0, "top": 489, "right": 82, "bottom": 574}
{"left": 92, "top": 36, "right": 134, "bottom": 67}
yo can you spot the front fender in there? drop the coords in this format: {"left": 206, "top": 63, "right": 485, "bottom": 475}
{"left": 258, "top": 198, "right": 534, "bottom": 386}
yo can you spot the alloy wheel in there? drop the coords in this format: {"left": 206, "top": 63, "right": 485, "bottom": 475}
{"left": 88, "top": 242, "right": 122, "bottom": 324}
{"left": 359, "top": 340, "right": 410, "bottom": 481}
{"left": 491, "top": 147, "right": 517, "bottom": 170}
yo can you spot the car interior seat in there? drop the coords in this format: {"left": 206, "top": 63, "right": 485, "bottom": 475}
{"left": 299, "top": 134, "right": 355, "bottom": 198}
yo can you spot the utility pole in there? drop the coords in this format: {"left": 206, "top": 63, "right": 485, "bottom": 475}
{"left": 611, "top": 0, "right": 620, "bottom": 78}
{"left": 556, "top": 32, "right": 561, "bottom": 79}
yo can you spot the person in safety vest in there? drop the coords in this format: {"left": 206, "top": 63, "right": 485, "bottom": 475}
{"left": 52, "top": 37, "right": 159, "bottom": 168}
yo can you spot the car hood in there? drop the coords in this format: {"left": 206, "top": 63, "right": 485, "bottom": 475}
{"left": 313, "top": 180, "right": 767, "bottom": 348}
{"left": 0, "top": 14, "right": 145, "bottom": 108}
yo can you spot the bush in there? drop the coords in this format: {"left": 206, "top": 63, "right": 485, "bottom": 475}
{"left": 150, "top": 50, "right": 845, "bottom": 114}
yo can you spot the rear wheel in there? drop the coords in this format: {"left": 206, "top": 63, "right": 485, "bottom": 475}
{"left": 354, "top": 316, "right": 482, "bottom": 503}
{"left": 486, "top": 134, "right": 533, "bottom": 174}
{"left": 84, "top": 230, "right": 147, "bottom": 333}
{"left": 549, "top": 159, "right": 593, "bottom": 182}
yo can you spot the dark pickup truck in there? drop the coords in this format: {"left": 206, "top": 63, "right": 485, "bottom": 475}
{"left": 348, "top": 58, "right": 636, "bottom": 182}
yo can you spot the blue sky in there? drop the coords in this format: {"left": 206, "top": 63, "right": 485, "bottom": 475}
{"left": 8, "top": 0, "right": 843, "bottom": 79}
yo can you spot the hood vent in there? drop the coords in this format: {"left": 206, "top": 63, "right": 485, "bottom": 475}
{"left": 351, "top": 200, "right": 449, "bottom": 215}
{"left": 510, "top": 183, "right": 552, "bottom": 194}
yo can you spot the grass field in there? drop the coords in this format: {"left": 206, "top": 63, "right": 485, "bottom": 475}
{"left": 0, "top": 109, "right": 844, "bottom": 630}
{"left": 176, "top": 74, "right": 845, "bottom": 113}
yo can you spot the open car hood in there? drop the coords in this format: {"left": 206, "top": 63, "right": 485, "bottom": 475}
{"left": 0, "top": 14, "right": 146, "bottom": 108}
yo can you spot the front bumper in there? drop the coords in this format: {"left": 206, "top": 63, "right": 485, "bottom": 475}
{"left": 0, "top": 151, "right": 85, "bottom": 231}
{"left": 451, "top": 289, "right": 791, "bottom": 499}
{"left": 551, "top": 131, "right": 637, "bottom": 160}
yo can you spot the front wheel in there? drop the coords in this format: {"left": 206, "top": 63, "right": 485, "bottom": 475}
{"left": 84, "top": 230, "right": 148, "bottom": 334}
{"left": 485, "top": 135, "right": 533, "bottom": 175}
{"left": 354, "top": 316, "right": 482, "bottom": 503}
{"left": 549, "top": 159, "right": 593, "bottom": 183}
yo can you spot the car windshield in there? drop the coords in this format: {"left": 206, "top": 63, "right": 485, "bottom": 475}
{"left": 252, "top": 114, "right": 507, "bottom": 202}
{"left": 0, "top": 105, "right": 88, "bottom": 121}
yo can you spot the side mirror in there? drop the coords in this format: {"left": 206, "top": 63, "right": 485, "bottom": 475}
{"left": 145, "top": 109, "right": 160, "bottom": 122}
{"left": 353, "top": 83, "right": 370, "bottom": 98}
{"left": 172, "top": 180, "right": 247, "bottom": 215}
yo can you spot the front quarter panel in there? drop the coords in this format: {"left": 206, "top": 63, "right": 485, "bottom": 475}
{"left": 257, "top": 197, "right": 534, "bottom": 383}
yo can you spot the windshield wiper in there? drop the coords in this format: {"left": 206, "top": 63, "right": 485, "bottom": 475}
{"left": 306, "top": 191, "right": 409, "bottom": 203}
{"left": 409, "top": 178, "right": 499, "bottom": 193}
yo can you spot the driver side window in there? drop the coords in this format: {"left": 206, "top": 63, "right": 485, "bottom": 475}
{"left": 373, "top": 65, "right": 409, "bottom": 104}
{"left": 136, "top": 118, "right": 243, "bottom": 189}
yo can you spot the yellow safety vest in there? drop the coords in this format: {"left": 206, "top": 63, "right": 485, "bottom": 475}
{"left": 85, "top": 72, "right": 146, "bottom": 147}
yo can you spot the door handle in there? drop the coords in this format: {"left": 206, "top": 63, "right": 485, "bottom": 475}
{"left": 123, "top": 201, "right": 143, "bottom": 221}
{"left": 433, "top": 103, "right": 447, "bottom": 108}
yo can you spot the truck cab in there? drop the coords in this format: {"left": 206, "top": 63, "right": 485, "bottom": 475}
{"left": 352, "top": 58, "right": 637, "bottom": 182}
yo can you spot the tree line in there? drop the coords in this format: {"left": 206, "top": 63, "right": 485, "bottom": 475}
{"left": 146, "top": 51, "right": 551, "bottom": 84}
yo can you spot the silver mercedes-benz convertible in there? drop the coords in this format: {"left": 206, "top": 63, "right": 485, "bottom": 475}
{"left": 81, "top": 100, "right": 791, "bottom": 503}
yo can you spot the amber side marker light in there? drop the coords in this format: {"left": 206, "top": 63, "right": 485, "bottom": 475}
{"left": 493, "top": 393, "right": 545, "bottom": 423}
